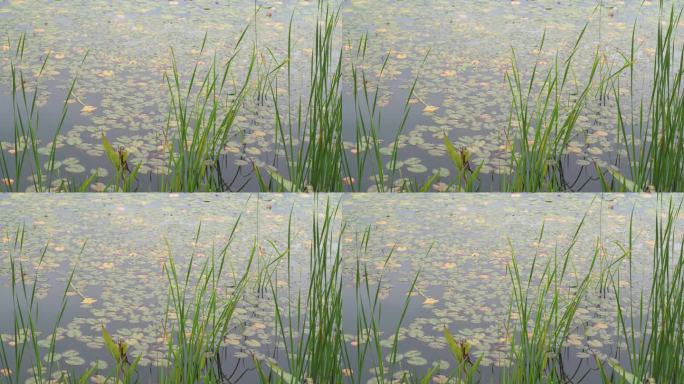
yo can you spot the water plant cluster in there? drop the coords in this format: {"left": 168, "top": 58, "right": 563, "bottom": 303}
{"left": 1, "top": 2, "right": 682, "bottom": 192}
{"left": 0, "top": 196, "right": 682, "bottom": 383}
{"left": 1, "top": 0, "right": 684, "bottom": 383}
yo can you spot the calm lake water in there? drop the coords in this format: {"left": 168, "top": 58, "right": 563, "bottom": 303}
{"left": 0, "top": 193, "right": 678, "bottom": 382}
{"left": 1, "top": 1, "right": 682, "bottom": 191}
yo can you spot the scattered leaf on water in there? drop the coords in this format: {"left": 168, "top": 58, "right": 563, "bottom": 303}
{"left": 423, "top": 297, "right": 439, "bottom": 305}
{"left": 81, "top": 298, "right": 97, "bottom": 305}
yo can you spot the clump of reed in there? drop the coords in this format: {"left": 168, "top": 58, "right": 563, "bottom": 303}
{"left": 159, "top": 219, "right": 254, "bottom": 382}
{"left": 344, "top": 230, "right": 420, "bottom": 383}
{"left": 502, "top": 210, "right": 597, "bottom": 383}
{"left": 345, "top": 35, "right": 419, "bottom": 192}
{"left": 256, "top": 199, "right": 427, "bottom": 383}
{"left": 600, "top": 197, "right": 684, "bottom": 383}
{"left": 1, "top": 29, "right": 257, "bottom": 193}
{"left": 3, "top": 197, "right": 684, "bottom": 383}
{"left": 257, "top": 3, "right": 344, "bottom": 192}
{"left": 2, "top": 3, "right": 684, "bottom": 194}
{"left": 503, "top": 26, "right": 601, "bottom": 192}
{"left": 0, "top": 35, "right": 85, "bottom": 193}
{"left": 161, "top": 31, "right": 255, "bottom": 192}
{"left": 259, "top": 199, "right": 346, "bottom": 381}
{"left": 607, "top": 4, "right": 684, "bottom": 192}
{"left": 0, "top": 227, "right": 90, "bottom": 383}
{"left": 0, "top": 221, "right": 254, "bottom": 384}
{"left": 257, "top": 2, "right": 425, "bottom": 193}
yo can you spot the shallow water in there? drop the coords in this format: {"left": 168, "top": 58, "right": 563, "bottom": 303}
{"left": 0, "top": 193, "right": 679, "bottom": 381}
{"left": 1, "top": 1, "right": 682, "bottom": 191}
{"left": 1, "top": 0, "right": 325, "bottom": 191}
{"left": 342, "top": 0, "right": 684, "bottom": 191}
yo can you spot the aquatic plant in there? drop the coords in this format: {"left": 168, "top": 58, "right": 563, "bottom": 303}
{"left": 0, "top": 36, "right": 87, "bottom": 193}
{"left": 101, "top": 323, "right": 141, "bottom": 384}
{"left": 257, "top": 201, "right": 425, "bottom": 383}
{"left": 0, "top": 227, "right": 93, "bottom": 384}
{"left": 607, "top": 4, "right": 684, "bottom": 192}
{"left": 161, "top": 31, "right": 255, "bottom": 192}
{"left": 442, "top": 327, "right": 483, "bottom": 384}
{"left": 101, "top": 133, "right": 142, "bottom": 192}
{"left": 260, "top": 199, "right": 346, "bottom": 381}
{"left": 503, "top": 26, "right": 601, "bottom": 192}
{"left": 0, "top": 220, "right": 255, "bottom": 384}
{"left": 2, "top": 2, "right": 684, "bottom": 193}
{"left": 343, "top": 231, "right": 424, "bottom": 383}
{"left": 256, "top": 3, "right": 346, "bottom": 193}
{"left": 602, "top": 197, "right": 684, "bottom": 383}
{"left": 442, "top": 135, "right": 483, "bottom": 192}
{"left": 346, "top": 35, "right": 420, "bottom": 192}
{"left": 159, "top": 219, "right": 254, "bottom": 382}
{"left": 3, "top": 196, "right": 684, "bottom": 383}
{"left": 503, "top": 211, "right": 597, "bottom": 383}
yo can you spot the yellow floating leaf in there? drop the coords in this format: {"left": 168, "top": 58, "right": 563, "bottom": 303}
{"left": 423, "top": 105, "right": 439, "bottom": 113}
{"left": 81, "top": 105, "right": 97, "bottom": 113}
{"left": 81, "top": 297, "right": 97, "bottom": 305}
{"left": 423, "top": 297, "right": 439, "bottom": 305}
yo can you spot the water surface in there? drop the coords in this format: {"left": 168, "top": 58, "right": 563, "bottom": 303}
{"left": 2, "top": 1, "right": 682, "bottom": 191}
{"left": 0, "top": 193, "right": 677, "bottom": 381}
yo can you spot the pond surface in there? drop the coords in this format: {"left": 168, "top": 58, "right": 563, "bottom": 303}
{"left": 1, "top": 1, "right": 682, "bottom": 191}
{"left": 342, "top": 0, "right": 683, "bottom": 191}
{"left": 1, "top": 0, "right": 325, "bottom": 191}
{"left": 0, "top": 193, "right": 679, "bottom": 382}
